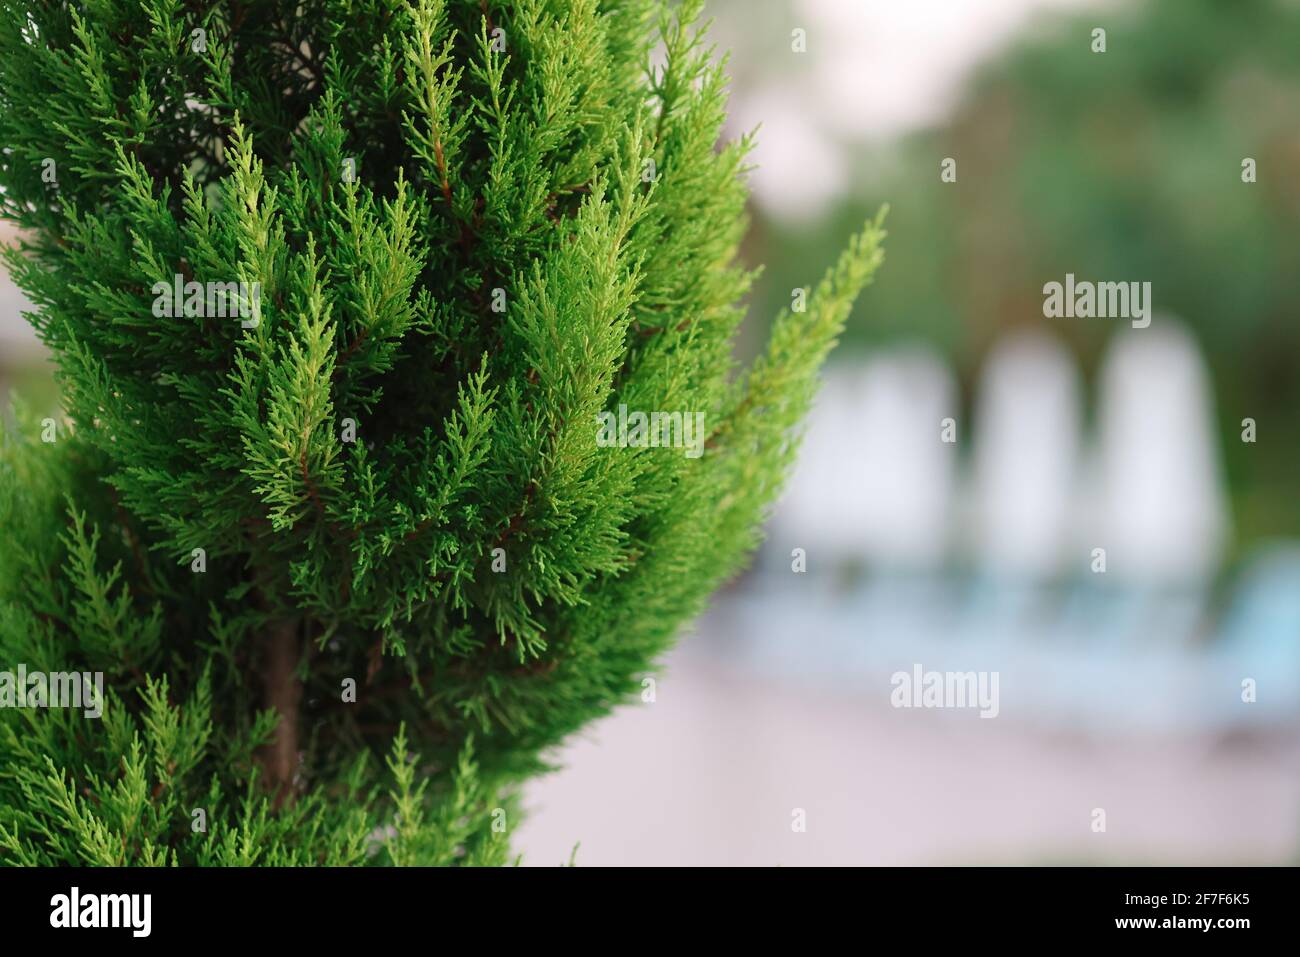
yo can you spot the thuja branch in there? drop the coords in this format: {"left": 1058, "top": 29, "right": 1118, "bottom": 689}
{"left": 0, "top": 0, "right": 883, "bottom": 866}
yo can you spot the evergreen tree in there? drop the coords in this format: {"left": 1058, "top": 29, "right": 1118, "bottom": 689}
{"left": 0, "top": 0, "right": 883, "bottom": 865}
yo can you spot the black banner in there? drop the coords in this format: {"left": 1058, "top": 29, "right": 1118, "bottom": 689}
{"left": 0, "top": 865, "right": 1282, "bottom": 943}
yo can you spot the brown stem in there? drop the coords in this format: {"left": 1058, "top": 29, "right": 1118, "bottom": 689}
{"left": 433, "top": 135, "right": 453, "bottom": 205}
{"left": 259, "top": 618, "right": 302, "bottom": 809}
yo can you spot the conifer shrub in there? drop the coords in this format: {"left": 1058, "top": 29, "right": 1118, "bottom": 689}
{"left": 0, "top": 0, "right": 883, "bottom": 865}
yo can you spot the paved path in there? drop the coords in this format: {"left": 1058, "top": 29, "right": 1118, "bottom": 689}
{"left": 516, "top": 635, "right": 1300, "bottom": 866}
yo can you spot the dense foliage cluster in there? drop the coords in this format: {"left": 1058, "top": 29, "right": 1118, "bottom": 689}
{"left": 0, "top": 0, "right": 881, "bottom": 864}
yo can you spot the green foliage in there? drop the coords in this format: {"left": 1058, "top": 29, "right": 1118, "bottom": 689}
{"left": 0, "top": 0, "right": 882, "bottom": 865}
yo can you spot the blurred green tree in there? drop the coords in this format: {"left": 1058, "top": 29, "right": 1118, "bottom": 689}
{"left": 748, "top": 0, "right": 1300, "bottom": 547}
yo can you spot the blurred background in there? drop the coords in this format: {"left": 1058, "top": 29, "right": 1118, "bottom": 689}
{"left": 3, "top": 0, "right": 1298, "bottom": 865}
